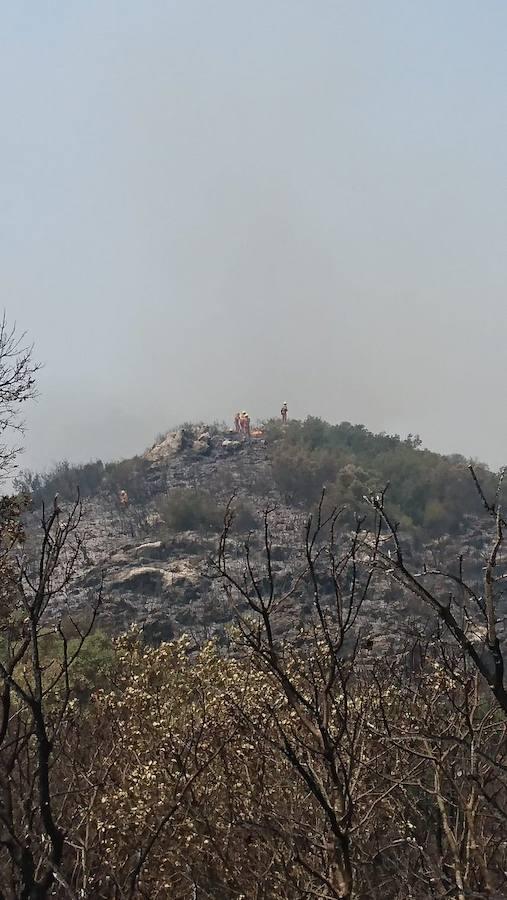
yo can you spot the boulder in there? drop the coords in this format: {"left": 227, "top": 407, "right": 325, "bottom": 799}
{"left": 167, "top": 560, "right": 200, "bottom": 583}
{"left": 191, "top": 440, "right": 210, "bottom": 456}
{"left": 134, "top": 540, "right": 167, "bottom": 561}
{"left": 144, "top": 429, "right": 186, "bottom": 462}
{"left": 109, "top": 566, "right": 166, "bottom": 593}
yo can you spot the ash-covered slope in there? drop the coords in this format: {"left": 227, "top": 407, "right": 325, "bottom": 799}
{"left": 22, "top": 423, "right": 506, "bottom": 645}
{"left": 35, "top": 427, "right": 305, "bottom": 642}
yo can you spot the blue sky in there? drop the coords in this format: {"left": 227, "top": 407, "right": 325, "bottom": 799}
{"left": 2, "top": 2, "right": 507, "bottom": 470}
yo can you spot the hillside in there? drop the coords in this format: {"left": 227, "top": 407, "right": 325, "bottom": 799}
{"left": 17, "top": 418, "right": 506, "bottom": 644}
{"left": 10, "top": 417, "right": 507, "bottom": 898}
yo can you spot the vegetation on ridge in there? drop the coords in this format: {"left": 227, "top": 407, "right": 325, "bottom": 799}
{"left": 15, "top": 416, "right": 499, "bottom": 540}
{"left": 266, "top": 416, "right": 496, "bottom": 535}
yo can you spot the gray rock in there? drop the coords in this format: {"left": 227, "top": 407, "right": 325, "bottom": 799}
{"left": 134, "top": 540, "right": 167, "bottom": 561}
{"left": 144, "top": 429, "right": 185, "bottom": 462}
{"left": 109, "top": 566, "right": 167, "bottom": 593}
{"left": 191, "top": 440, "right": 210, "bottom": 456}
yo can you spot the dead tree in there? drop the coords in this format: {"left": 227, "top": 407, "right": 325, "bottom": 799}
{"left": 365, "top": 470, "right": 507, "bottom": 716}
{"left": 0, "top": 315, "right": 39, "bottom": 482}
{"left": 0, "top": 495, "right": 101, "bottom": 899}
{"left": 212, "top": 494, "right": 388, "bottom": 900}
{"left": 367, "top": 636, "right": 507, "bottom": 899}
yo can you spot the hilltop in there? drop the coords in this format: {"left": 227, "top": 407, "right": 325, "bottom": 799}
{"left": 16, "top": 418, "right": 505, "bottom": 643}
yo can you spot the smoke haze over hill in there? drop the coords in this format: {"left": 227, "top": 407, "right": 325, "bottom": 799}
{"left": 2, "top": 3, "right": 507, "bottom": 471}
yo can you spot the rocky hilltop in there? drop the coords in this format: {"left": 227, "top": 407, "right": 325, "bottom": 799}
{"left": 33, "top": 427, "right": 305, "bottom": 642}
{"left": 22, "top": 423, "right": 505, "bottom": 646}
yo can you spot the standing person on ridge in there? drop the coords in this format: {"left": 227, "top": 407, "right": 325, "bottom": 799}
{"left": 281, "top": 402, "right": 288, "bottom": 424}
{"left": 234, "top": 412, "right": 241, "bottom": 433}
{"left": 239, "top": 411, "right": 250, "bottom": 436}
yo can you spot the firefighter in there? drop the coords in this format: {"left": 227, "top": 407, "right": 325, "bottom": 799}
{"left": 240, "top": 412, "right": 250, "bottom": 436}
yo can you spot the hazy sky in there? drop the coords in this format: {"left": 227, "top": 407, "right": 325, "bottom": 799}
{"left": 2, "top": 2, "right": 507, "bottom": 473}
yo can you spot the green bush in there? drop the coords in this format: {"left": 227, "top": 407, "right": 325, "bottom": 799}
{"left": 65, "top": 630, "right": 116, "bottom": 693}
{"left": 266, "top": 415, "right": 500, "bottom": 538}
{"left": 158, "top": 489, "right": 223, "bottom": 534}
